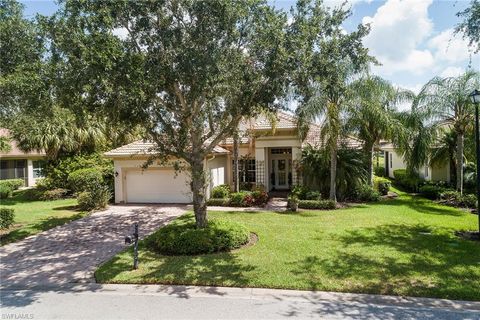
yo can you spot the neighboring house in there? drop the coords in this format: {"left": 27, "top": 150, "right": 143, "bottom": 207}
{"left": 379, "top": 142, "right": 451, "bottom": 182}
{"left": 0, "top": 129, "right": 47, "bottom": 187}
{"left": 105, "top": 112, "right": 362, "bottom": 204}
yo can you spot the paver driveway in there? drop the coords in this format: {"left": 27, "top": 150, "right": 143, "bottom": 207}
{"left": 0, "top": 205, "right": 186, "bottom": 286}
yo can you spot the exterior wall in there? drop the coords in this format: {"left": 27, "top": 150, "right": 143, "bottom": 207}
{"left": 206, "top": 155, "right": 228, "bottom": 198}
{"left": 383, "top": 149, "right": 407, "bottom": 178}
{"left": 431, "top": 162, "right": 450, "bottom": 182}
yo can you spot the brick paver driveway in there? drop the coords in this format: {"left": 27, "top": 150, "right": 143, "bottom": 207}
{"left": 0, "top": 205, "right": 186, "bottom": 287}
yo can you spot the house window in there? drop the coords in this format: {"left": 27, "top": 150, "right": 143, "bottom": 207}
{"left": 33, "top": 160, "right": 46, "bottom": 178}
{"left": 232, "top": 159, "right": 256, "bottom": 183}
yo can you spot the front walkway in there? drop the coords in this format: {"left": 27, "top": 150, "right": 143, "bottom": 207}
{"left": 0, "top": 205, "right": 186, "bottom": 286}
{"left": 206, "top": 197, "right": 288, "bottom": 212}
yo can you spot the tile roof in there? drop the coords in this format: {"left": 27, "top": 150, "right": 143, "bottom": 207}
{"left": 104, "top": 140, "right": 230, "bottom": 157}
{"left": 302, "top": 124, "right": 363, "bottom": 148}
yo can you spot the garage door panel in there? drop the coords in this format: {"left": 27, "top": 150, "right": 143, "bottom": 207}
{"left": 125, "top": 169, "right": 192, "bottom": 203}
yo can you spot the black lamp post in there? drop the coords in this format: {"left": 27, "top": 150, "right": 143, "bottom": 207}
{"left": 469, "top": 89, "right": 480, "bottom": 234}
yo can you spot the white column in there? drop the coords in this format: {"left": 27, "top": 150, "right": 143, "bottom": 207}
{"left": 292, "top": 147, "right": 302, "bottom": 186}
{"left": 27, "top": 159, "right": 34, "bottom": 187}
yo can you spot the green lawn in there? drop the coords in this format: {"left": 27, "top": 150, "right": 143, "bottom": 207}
{"left": 95, "top": 188, "right": 480, "bottom": 301}
{"left": 0, "top": 190, "right": 85, "bottom": 245}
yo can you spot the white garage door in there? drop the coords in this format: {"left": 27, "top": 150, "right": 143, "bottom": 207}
{"left": 125, "top": 169, "right": 192, "bottom": 203}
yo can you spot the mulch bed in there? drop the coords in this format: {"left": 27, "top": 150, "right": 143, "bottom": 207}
{"left": 455, "top": 231, "right": 480, "bottom": 242}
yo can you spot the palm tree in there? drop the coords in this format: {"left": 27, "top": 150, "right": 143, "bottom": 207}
{"left": 415, "top": 71, "right": 479, "bottom": 193}
{"left": 346, "top": 75, "right": 413, "bottom": 185}
{"left": 9, "top": 107, "right": 106, "bottom": 160}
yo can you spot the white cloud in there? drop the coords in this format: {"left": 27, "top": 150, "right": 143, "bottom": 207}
{"left": 362, "top": 0, "right": 436, "bottom": 76}
{"left": 439, "top": 66, "right": 464, "bottom": 78}
{"left": 428, "top": 28, "right": 472, "bottom": 63}
{"left": 323, "top": 0, "right": 373, "bottom": 9}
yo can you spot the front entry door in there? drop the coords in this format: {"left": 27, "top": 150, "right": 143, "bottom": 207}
{"left": 272, "top": 159, "right": 290, "bottom": 190}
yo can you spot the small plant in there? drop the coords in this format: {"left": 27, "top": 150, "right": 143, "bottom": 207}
{"left": 77, "top": 185, "right": 111, "bottom": 211}
{"left": 0, "top": 208, "right": 15, "bottom": 229}
{"left": 211, "top": 184, "right": 231, "bottom": 199}
{"left": 147, "top": 218, "right": 250, "bottom": 255}
{"left": 287, "top": 195, "right": 299, "bottom": 211}
{"left": 373, "top": 176, "right": 391, "bottom": 195}
{"left": 290, "top": 185, "right": 310, "bottom": 200}
{"left": 374, "top": 166, "right": 385, "bottom": 177}
{"left": 354, "top": 184, "right": 381, "bottom": 202}
{"left": 305, "top": 191, "right": 321, "bottom": 200}
{"left": 462, "top": 194, "right": 477, "bottom": 208}
{"left": 298, "top": 199, "right": 336, "bottom": 210}
{"left": 252, "top": 190, "right": 269, "bottom": 205}
{"left": 0, "top": 184, "right": 13, "bottom": 199}
{"left": 230, "top": 191, "right": 251, "bottom": 207}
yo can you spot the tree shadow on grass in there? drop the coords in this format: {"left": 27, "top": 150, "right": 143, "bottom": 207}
{"left": 289, "top": 224, "right": 480, "bottom": 301}
{"left": 95, "top": 240, "right": 256, "bottom": 299}
{"left": 0, "top": 213, "right": 86, "bottom": 246}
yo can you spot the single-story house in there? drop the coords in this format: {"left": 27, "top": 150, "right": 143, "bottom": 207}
{"left": 105, "top": 112, "right": 362, "bottom": 204}
{"left": 379, "top": 142, "right": 451, "bottom": 182}
{"left": 0, "top": 129, "right": 47, "bottom": 187}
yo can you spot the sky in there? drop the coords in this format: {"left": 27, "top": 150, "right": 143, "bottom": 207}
{"left": 21, "top": 0, "right": 480, "bottom": 109}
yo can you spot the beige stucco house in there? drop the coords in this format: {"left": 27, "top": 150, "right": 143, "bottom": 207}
{"left": 105, "top": 112, "right": 362, "bottom": 204}
{"left": 0, "top": 129, "right": 47, "bottom": 187}
{"left": 379, "top": 142, "right": 451, "bottom": 182}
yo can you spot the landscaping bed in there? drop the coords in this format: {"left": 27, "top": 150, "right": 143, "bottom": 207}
{"left": 95, "top": 188, "right": 480, "bottom": 301}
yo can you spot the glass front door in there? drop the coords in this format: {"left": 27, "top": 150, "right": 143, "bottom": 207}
{"left": 272, "top": 158, "right": 290, "bottom": 189}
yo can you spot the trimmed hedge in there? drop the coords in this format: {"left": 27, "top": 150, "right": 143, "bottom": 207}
{"left": 419, "top": 185, "right": 446, "bottom": 200}
{"left": 0, "top": 179, "right": 24, "bottom": 191}
{"left": 355, "top": 184, "right": 381, "bottom": 202}
{"left": 298, "top": 199, "right": 336, "bottom": 210}
{"left": 147, "top": 218, "right": 250, "bottom": 255}
{"left": 374, "top": 166, "right": 385, "bottom": 177}
{"left": 77, "top": 185, "right": 111, "bottom": 211}
{"left": 68, "top": 168, "right": 104, "bottom": 193}
{"left": 393, "top": 169, "right": 423, "bottom": 192}
{"left": 0, "top": 208, "right": 15, "bottom": 229}
{"left": 206, "top": 198, "right": 231, "bottom": 206}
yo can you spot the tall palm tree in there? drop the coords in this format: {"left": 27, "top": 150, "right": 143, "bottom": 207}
{"left": 346, "top": 75, "right": 413, "bottom": 185}
{"left": 415, "top": 71, "right": 479, "bottom": 193}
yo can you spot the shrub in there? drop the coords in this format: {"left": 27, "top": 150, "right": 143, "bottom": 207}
{"left": 419, "top": 185, "right": 445, "bottom": 200}
{"left": 0, "top": 208, "right": 15, "bottom": 229}
{"left": 305, "top": 191, "right": 322, "bottom": 200}
{"left": 211, "top": 184, "right": 231, "bottom": 199}
{"left": 77, "top": 185, "right": 111, "bottom": 211}
{"left": 40, "top": 188, "right": 69, "bottom": 201}
{"left": 229, "top": 191, "right": 251, "bottom": 207}
{"left": 374, "top": 166, "right": 385, "bottom": 177}
{"left": 206, "top": 198, "right": 231, "bottom": 206}
{"left": 147, "top": 218, "right": 250, "bottom": 255}
{"left": 287, "top": 195, "right": 299, "bottom": 211}
{"left": 68, "top": 168, "right": 104, "bottom": 193}
{"left": 373, "top": 176, "right": 391, "bottom": 195}
{"left": 393, "top": 169, "right": 423, "bottom": 192}
{"left": 0, "top": 179, "right": 24, "bottom": 191}
{"left": 290, "top": 185, "right": 310, "bottom": 200}
{"left": 23, "top": 188, "right": 43, "bottom": 201}
{"left": 354, "top": 184, "right": 381, "bottom": 202}
{"left": 0, "top": 184, "right": 13, "bottom": 199}
{"left": 251, "top": 190, "right": 269, "bottom": 205}
{"left": 462, "top": 194, "right": 477, "bottom": 208}
{"left": 298, "top": 199, "right": 336, "bottom": 210}
{"left": 45, "top": 154, "right": 113, "bottom": 190}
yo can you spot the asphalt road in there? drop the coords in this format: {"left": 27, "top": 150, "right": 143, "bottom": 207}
{"left": 1, "top": 284, "right": 479, "bottom": 320}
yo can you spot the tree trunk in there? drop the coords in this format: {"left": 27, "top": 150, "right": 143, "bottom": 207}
{"left": 191, "top": 156, "right": 208, "bottom": 228}
{"left": 456, "top": 132, "right": 464, "bottom": 194}
{"left": 233, "top": 131, "right": 240, "bottom": 192}
{"left": 329, "top": 146, "right": 337, "bottom": 202}
{"left": 365, "top": 142, "right": 375, "bottom": 187}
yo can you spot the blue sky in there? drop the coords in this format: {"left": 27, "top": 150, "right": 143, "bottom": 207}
{"left": 21, "top": 0, "right": 479, "bottom": 106}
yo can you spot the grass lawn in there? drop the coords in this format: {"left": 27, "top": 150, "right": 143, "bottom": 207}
{"left": 95, "top": 188, "right": 480, "bottom": 301}
{"left": 0, "top": 190, "right": 86, "bottom": 245}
